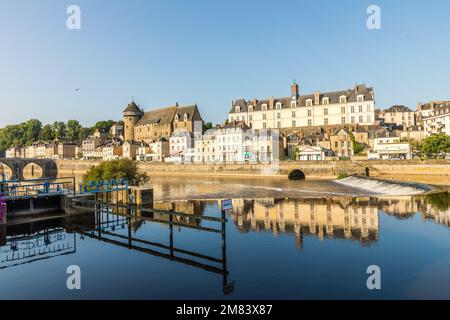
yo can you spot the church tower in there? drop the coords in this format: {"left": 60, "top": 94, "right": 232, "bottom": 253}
{"left": 123, "top": 101, "right": 143, "bottom": 141}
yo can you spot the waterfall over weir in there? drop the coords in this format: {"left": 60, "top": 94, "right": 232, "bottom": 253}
{"left": 335, "top": 176, "right": 433, "bottom": 196}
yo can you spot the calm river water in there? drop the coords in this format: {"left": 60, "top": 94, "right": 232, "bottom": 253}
{"left": 1, "top": 176, "right": 449, "bottom": 299}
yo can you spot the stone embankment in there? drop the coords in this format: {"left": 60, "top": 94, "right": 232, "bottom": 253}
{"left": 55, "top": 159, "right": 450, "bottom": 185}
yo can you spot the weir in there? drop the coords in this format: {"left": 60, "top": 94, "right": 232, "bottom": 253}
{"left": 335, "top": 176, "right": 434, "bottom": 196}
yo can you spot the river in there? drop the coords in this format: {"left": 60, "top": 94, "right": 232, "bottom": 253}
{"left": 1, "top": 176, "right": 449, "bottom": 299}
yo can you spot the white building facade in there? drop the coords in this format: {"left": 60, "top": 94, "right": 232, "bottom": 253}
{"left": 423, "top": 105, "right": 450, "bottom": 136}
{"left": 229, "top": 82, "right": 375, "bottom": 130}
{"left": 369, "top": 137, "right": 412, "bottom": 160}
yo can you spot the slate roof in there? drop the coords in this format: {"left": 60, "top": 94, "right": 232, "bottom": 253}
{"left": 123, "top": 101, "right": 143, "bottom": 114}
{"left": 136, "top": 106, "right": 177, "bottom": 126}
{"left": 421, "top": 101, "right": 450, "bottom": 110}
{"left": 135, "top": 104, "right": 201, "bottom": 126}
{"left": 229, "top": 84, "right": 374, "bottom": 114}
{"left": 385, "top": 105, "right": 413, "bottom": 113}
{"left": 220, "top": 121, "right": 250, "bottom": 130}
{"left": 174, "top": 105, "right": 199, "bottom": 121}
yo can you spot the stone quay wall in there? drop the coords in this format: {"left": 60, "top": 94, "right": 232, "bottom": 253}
{"left": 55, "top": 159, "right": 450, "bottom": 182}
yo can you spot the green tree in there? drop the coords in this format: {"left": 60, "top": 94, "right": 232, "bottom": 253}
{"left": 0, "top": 124, "right": 27, "bottom": 149}
{"left": 66, "top": 120, "right": 82, "bottom": 142}
{"left": 83, "top": 159, "right": 149, "bottom": 186}
{"left": 94, "top": 120, "right": 115, "bottom": 132}
{"left": 24, "top": 119, "right": 42, "bottom": 145}
{"left": 349, "top": 132, "right": 365, "bottom": 155}
{"left": 39, "top": 124, "right": 55, "bottom": 141}
{"left": 78, "top": 127, "right": 93, "bottom": 142}
{"left": 202, "top": 122, "right": 213, "bottom": 134}
{"left": 421, "top": 134, "right": 450, "bottom": 158}
{"left": 52, "top": 121, "right": 66, "bottom": 140}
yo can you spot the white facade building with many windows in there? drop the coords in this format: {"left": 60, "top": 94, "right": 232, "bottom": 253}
{"left": 423, "top": 104, "right": 450, "bottom": 136}
{"left": 369, "top": 137, "right": 412, "bottom": 160}
{"left": 229, "top": 82, "right": 375, "bottom": 130}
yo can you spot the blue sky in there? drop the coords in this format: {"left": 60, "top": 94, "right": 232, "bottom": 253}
{"left": 0, "top": 0, "right": 449, "bottom": 127}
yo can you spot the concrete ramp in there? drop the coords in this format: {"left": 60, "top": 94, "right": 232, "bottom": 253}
{"left": 335, "top": 175, "right": 433, "bottom": 196}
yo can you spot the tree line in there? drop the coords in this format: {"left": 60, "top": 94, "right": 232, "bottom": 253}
{"left": 0, "top": 119, "right": 121, "bottom": 151}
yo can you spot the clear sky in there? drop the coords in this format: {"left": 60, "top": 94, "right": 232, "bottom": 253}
{"left": 1, "top": 0, "right": 449, "bottom": 128}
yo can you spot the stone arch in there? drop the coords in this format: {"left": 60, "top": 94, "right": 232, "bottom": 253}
{"left": 288, "top": 169, "right": 306, "bottom": 181}
{"left": 0, "top": 162, "right": 13, "bottom": 180}
{"left": 23, "top": 162, "right": 44, "bottom": 180}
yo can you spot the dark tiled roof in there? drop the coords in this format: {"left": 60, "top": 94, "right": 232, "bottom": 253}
{"left": 331, "top": 128, "right": 350, "bottom": 136}
{"left": 136, "top": 104, "right": 202, "bottom": 126}
{"left": 385, "top": 105, "right": 413, "bottom": 113}
{"left": 123, "top": 101, "right": 142, "bottom": 114}
{"left": 137, "top": 106, "right": 177, "bottom": 126}
{"left": 174, "top": 105, "right": 199, "bottom": 121}
{"left": 420, "top": 101, "right": 450, "bottom": 110}
{"left": 229, "top": 84, "right": 374, "bottom": 114}
{"left": 220, "top": 121, "right": 250, "bottom": 130}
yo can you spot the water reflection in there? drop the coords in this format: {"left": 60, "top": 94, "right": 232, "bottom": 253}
{"left": 1, "top": 218, "right": 77, "bottom": 269}
{"left": 228, "top": 198, "right": 379, "bottom": 247}
{"left": 0, "top": 191, "right": 449, "bottom": 299}
{"left": 147, "top": 193, "right": 450, "bottom": 249}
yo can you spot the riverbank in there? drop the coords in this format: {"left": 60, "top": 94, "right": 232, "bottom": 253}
{"left": 54, "top": 159, "right": 450, "bottom": 186}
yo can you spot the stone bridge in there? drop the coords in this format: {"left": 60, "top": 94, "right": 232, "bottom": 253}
{"left": 0, "top": 158, "right": 58, "bottom": 181}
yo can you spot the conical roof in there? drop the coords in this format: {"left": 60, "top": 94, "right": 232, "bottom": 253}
{"left": 123, "top": 101, "right": 142, "bottom": 114}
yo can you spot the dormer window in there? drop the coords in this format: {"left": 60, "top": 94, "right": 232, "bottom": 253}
{"left": 275, "top": 102, "right": 282, "bottom": 110}
{"left": 357, "top": 95, "right": 364, "bottom": 102}
{"left": 248, "top": 105, "right": 253, "bottom": 112}
{"left": 340, "top": 96, "right": 347, "bottom": 103}
{"left": 322, "top": 97, "right": 329, "bottom": 105}
{"left": 291, "top": 101, "right": 297, "bottom": 108}
{"left": 183, "top": 113, "right": 188, "bottom": 121}
{"left": 306, "top": 99, "right": 313, "bottom": 107}
{"left": 235, "top": 106, "right": 241, "bottom": 113}
{"left": 262, "top": 104, "right": 268, "bottom": 111}
{"left": 174, "top": 114, "right": 179, "bottom": 122}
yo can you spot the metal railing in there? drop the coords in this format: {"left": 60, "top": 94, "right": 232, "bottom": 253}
{"left": 0, "top": 177, "right": 76, "bottom": 199}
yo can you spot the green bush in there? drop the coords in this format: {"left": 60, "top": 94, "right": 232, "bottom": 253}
{"left": 83, "top": 159, "right": 149, "bottom": 186}
{"left": 421, "top": 134, "right": 450, "bottom": 158}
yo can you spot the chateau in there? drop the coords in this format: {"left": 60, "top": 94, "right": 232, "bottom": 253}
{"left": 228, "top": 82, "right": 376, "bottom": 130}
{"left": 123, "top": 101, "right": 203, "bottom": 143}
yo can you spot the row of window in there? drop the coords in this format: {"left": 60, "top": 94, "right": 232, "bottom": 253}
{"left": 232, "top": 106, "right": 371, "bottom": 121}
{"left": 234, "top": 96, "right": 366, "bottom": 113}
{"left": 256, "top": 115, "right": 372, "bottom": 129}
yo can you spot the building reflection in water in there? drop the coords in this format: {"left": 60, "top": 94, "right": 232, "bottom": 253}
{"left": 227, "top": 198, "right": 379, "bottom": 248}
{"left": 222, "top": 193, "right": 450, "bottom": 249}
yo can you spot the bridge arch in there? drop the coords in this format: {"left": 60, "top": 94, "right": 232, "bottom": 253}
{"left": 23, "top": 162, "right": 44, "bottom": 179}
{"left": 288, "top": 169, "right": 306, "bottom": 181}
{"left": 0, "top": 161, "right": 13, "bottom": 180}
{"left": 0, "top": 158, "right": 57, "bottom": 181}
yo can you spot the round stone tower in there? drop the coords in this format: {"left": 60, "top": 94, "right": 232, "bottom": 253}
{"left": 123, "top": 101, "right": 143, "bottom": 141}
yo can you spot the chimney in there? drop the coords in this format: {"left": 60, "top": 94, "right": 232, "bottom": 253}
{"left": 291, "top": 81, "right": 299, "bottom": 99}
{"left": 269, "top": 96, "right": 274, "bottom": 109}
{"left": 354, "top": 84, "right": 359, "bottom": 95}
{"left": 417, "top": 102, "right": 422, "bottom": 112}
{"left": 314, "top": 91, "right": 320, "bottom": 105}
